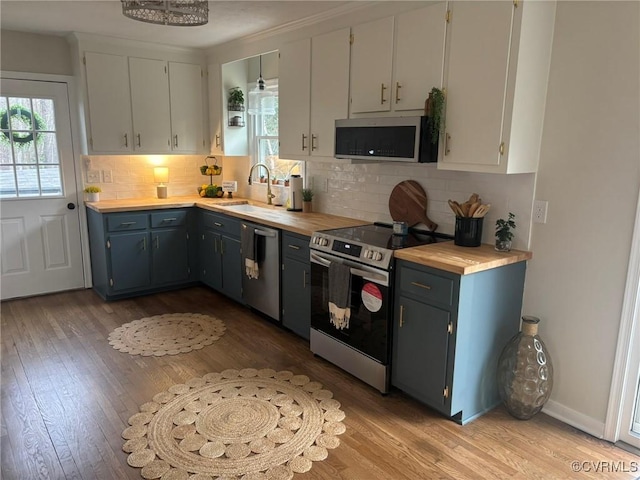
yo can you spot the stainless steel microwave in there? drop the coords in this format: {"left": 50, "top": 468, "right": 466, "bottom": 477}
{"left": 334, "top": 116, "right": 437, "bottom": 163}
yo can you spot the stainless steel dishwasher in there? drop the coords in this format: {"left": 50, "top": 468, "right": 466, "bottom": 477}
{"left": 241, "top": 221, "right": 281, "bottom": 322}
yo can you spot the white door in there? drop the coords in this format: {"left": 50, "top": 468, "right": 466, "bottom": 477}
{"left": 169, "top": 62, "right": 204, "bottom": 153}
{"left": 0, "top": 78, "right": 84, "bottom": 300}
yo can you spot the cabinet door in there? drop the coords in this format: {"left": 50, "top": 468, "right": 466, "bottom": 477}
{"left": 200, "top": 229, "right": 222, "bottom": 290}
{"left": 84, "top": 52, "right": 132, "bottom": 153}
{"left": 208, "top": 63, "right": 224, "bottom": 155}
{"left": 169, "top": 62, "right": 205, "bottom": 153}
{"left": 108, "top": 231, "right": 150, "bottom": 292}
{"left": 392, "top": 295, "right": 451, "bottom": 410}
{"left": 221, "top": 235, "right": 242, "bottom": 302}
{"left": 350, "top": 16, "right": 394, "bottom": 114}
{"left": 279, "top": 38, "right": 311, "bottom": 158}
{"left": 310, "top": 28, "right": 350, "bottom": 157}
{"left": 129, "top": 57, "right": 172, "bottom": 153}
{"left": 393, "top": 3, "right": 447, "bottom": 111}
{"left": 441, "top": 1, "right": 514, "bottom": 168}
{"left": 152, "top": 228, "right": 189, "bottom": 285}
{"left": 282, "top": 257, "right": 310, "bottom": 340}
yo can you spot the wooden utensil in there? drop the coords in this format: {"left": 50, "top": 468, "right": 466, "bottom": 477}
{"left": 472, "top": 204, "right": 491, "bottom": 217}
{"left": 448, "top": 199, "right": 464, "bottom": 217}
{"left": 389, "top": 180, "right": 438, "bottom": 231}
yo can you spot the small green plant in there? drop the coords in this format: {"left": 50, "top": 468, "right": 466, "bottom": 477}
{"left": 302, "top": 188, "right": 314, "bottom": 202}
{"left": 228, "top": 87, "right": 244, "bottom": 107}
{"left": 495, "top": 212, "right": 516, "bottom": 242}
{"left": 83, "top": 185, "right": 101, "bottom": 193}
{"left": 427, "top": 87, "right": 445, "bottom": 144}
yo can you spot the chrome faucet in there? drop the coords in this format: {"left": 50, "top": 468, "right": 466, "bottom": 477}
{"left": 248, "top": 163, "right": 275, "bottom": 205}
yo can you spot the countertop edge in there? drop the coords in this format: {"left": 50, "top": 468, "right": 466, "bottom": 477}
{"left": 394, "top": 243, "right": 533, "bottom": 275}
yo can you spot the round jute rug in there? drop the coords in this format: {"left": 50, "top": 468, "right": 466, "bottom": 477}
{"left": 108, "top": 313, "right": 226, "bottom": 357}
{"left": 122, "top": 368, "right": 346, "bottom": 480}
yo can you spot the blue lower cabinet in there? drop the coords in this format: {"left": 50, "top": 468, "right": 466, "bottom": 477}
{"left": 282, "top": 232, "right": 311, "bottom": 340}
{"left": 87, "top": 208, "right": 194, "bottom": 300}
{"left": 392, "top": 259, "right": 526, "bottom": 424}
{"left": 199, "top": 211, "right": 242, "bottom": 303}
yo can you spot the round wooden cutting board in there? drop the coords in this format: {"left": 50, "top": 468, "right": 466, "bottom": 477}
{"left": 388, "top": 180, "right": 438, "bottom": 231}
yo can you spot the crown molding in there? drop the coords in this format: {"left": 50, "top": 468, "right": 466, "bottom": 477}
{"left": 205, "top": 1, "right": 375, "bottom": 55}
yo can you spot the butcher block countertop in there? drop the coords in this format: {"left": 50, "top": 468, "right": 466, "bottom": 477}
{"left": 85, "top": 196, "right": 531, "bottom": 273}
{"left": 394, "top": 242, "right": 532, "bottom": 275}
{"left": 85, "top": 195, "right": 369, "bottom": 237}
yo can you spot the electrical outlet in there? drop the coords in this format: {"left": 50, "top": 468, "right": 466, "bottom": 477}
{"left": 86, "top": 170, "right": 100, "bottom": 183}
{"left": 102, "top": 170, "right": 113, "bottom": 183}
{"left": 533, "top": 200, "right": 548, "bottom": 224}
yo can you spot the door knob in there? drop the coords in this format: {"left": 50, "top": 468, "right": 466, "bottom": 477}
{"left": 67, "top": 202, "right": 76, "bottom": 210}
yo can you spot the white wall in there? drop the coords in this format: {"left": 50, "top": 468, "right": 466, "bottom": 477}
{"left": 523, "top": 1, "right": 640, "bottom": 435}
{"left": 1, "top": 30, "right": 72, "bottom": 75}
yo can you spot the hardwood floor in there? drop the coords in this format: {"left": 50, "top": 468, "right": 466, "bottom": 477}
{"left": 1, "top": 286, "right": 638, "bottom": 479}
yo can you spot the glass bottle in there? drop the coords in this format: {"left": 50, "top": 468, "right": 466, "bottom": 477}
{"left": 496, "top": 316, "right": 553, "bottom": 420}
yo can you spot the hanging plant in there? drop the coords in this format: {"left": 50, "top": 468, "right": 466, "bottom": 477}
{"left": 0, "top": 106, "right": 45, "bottom": 147}
{"left": 228, "top": 87, "right": 244, "bottom": 111}
{"left": 426, "top": 87, "right": 445, "bottom": 145}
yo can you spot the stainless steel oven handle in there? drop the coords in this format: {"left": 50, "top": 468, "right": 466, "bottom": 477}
{"left": 310, "top": 252, "right": 388, "bottom": 284}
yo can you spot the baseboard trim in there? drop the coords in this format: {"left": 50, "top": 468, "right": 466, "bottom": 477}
{"left": 543, "top": 400, "right": 605, "bottom": 439}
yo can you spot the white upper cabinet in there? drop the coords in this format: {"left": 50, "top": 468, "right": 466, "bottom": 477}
{"left": 84, "top": 52, "right": 132, "bottom": 153}
{"left": 169, "top": 62, "right": 205, "bottom": 153}
{"left": 350, "top": 3, "right": 447, "bottom": 114}
{"left": 129, "top": 57, "right": 172, "bottom": 153}
{"left": 208, "top": 63, "right": 224, "bottom": 155}
{"left": 279, "top": 38, "right": 311, "bottom": 158}
{"left": 394, "top": 3, "right": 447, "bottom": 111}
{"left": 80, "top": 43, "right": 206, "bottom": 155}
{"left": 349, "top": 17, "right": 394, "bottom": 114}
{"left": 439, "top": 0, "right": 556, "bottom": 174}
{"left": 279, "top": 28, "right": 350, "bottom": 160}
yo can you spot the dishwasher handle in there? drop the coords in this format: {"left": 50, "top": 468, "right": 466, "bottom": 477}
{"left": 254, "top": 228, "right": 277, "bottom": 238}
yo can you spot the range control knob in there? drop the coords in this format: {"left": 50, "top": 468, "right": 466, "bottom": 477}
{"left": 317, "top": 236, "right": 328, "bottom": 247}
{"left": 372, "top": 251, "right": 383, "bottom": 261}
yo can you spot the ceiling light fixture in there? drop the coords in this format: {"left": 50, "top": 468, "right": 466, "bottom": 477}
{"left": 121, "top": 0, "right": 208, "bottom": 27}
{"left": 248, "top": 55, "right": 276, "bottom": 116}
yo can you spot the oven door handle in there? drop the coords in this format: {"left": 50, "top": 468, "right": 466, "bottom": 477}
{"left": 310, "top": 252, "right": 388, "bottom": 284}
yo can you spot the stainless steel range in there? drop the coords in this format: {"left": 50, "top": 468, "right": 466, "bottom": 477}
{"left": 309, "top": 223, "right": 453, "bottom": 393}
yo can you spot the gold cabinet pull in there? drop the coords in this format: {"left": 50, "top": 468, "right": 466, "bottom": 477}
{"left": 174, "top": 134, "right": 179, "bottom": 148}
{"left": 124, "top": 133, "right": 128, "bottom": 147}
{"left": 445, "top": 133, "right": 451, "bottom": 155}
{"left": 395, "top": 82, "right": 402, "bottom": 103}
{"left": 136, "top": 133, "right": 141, "bottom": 147}
{"left": 411, "top": 281, "right": 432, "bottom": 290}
{"left": 142, "top": 237, "right": 146, "bottom": 250}
{"left": 288, "top": 244, "right": 300, "bottom": 250}
{"left": 380, "top": 83, "right": 387, "bottom": 104}
{"left": 499, "top": 141, "right": 505, "bottom": 155}
{"left": 301, "top": 134, "right": 308, "bottom": 151}
{"left": 215, "top": 134, "right": 220, "bottom": 148}
{"left": 399, "top": 304, "right": 405, "bottom": 327}
{"left": 311, "top": 134, "right": 317, "bottom": 151}
{"left": 154, "top": 236, "right": 159, "bottom": 249}
{"left": 303, "top": 270, "right": 308, "bottom": 288}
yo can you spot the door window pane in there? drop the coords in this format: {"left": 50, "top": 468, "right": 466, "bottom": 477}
{"left": 0, "top": 95, "right": 63, "bottom": 198}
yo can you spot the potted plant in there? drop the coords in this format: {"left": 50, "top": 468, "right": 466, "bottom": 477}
{"left": 84, "top": 185, "right": 101, "bottom": 202}
{"left": 302, "top": 188, "right": 314, "bottom": 213}
{"left": 495, "top": 212, "right": 516, "bottom": 251}
{"left": 228, "top": 87, "right": 244, "bottom": 111}
{"left": 425, "top": 87, "right": 445, "bottom": 144}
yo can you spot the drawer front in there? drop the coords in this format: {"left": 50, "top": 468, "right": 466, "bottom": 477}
{"left": 282, "top": 232, "right": 310, "bottom": 261}
{"left": 202, "top": 212, "right": 240, "bottom": 237}
{"left": 400, "top": 266, "right": 454, "bottom": 306}
{"left": 151, "top": 210, "right": 187, "bottom": 228}
{"left": 106, "top": 213, "right": 149, "bottom": 232}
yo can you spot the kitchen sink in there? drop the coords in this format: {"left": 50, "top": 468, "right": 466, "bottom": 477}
{"left": 219, "top": 203, "right": 285, "bottom": 219}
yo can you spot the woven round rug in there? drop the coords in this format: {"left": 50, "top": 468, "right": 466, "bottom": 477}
{"left": 122, "top": 368, "right": 346, "bottom": 480}
{"left": 108, "top": 313, "right": 226, "bottom": 357}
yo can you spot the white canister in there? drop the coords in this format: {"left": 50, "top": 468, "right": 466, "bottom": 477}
{"left": 287, "top": 175, "right": 304, "bottom": 211}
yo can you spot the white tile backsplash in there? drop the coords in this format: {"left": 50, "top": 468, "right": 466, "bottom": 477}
{"left": 83, "top": 154, "right": 534, "bottom": 249}
{"left": 307, "top": 161, "right": 534, "bottom": 249}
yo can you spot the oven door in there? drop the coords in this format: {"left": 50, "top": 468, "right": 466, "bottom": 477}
{"left": 310, "top": 250, "right": 392, "bottom": 364}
